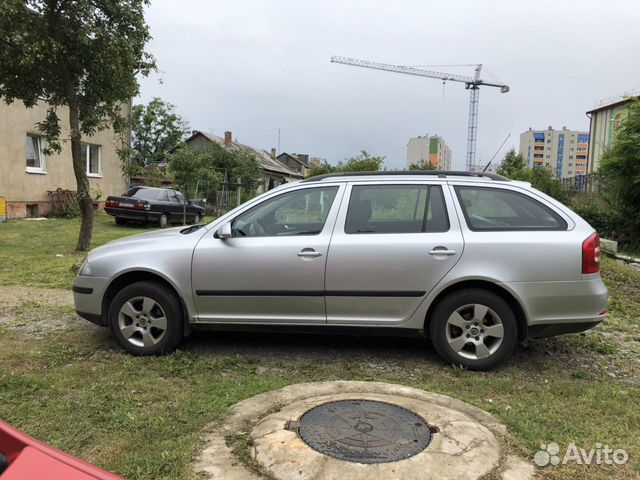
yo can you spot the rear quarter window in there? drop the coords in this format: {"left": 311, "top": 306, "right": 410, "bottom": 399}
{"left": 454, "top": 186, "right": 567, "bottom": 231}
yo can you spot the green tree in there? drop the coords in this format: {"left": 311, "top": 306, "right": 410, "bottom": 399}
{"left": 122, "top": 98, "right": 189, "bottom": 174}
{"left": 599, "top": 99, "right": 640, "bottom": 239}
{"left": 337, "top": 150, "right": 385, "bottom": 172}
{"left": 167, "top": 147, "right": 222, "bottom": 224}
{"left": 496, "top": 148, "right": 527, "bottom": 177}
{"left": 408, "top": 161, "right": 437, "bottom": 171}
{"left": 307, "top": 160, "right": 337, "bottom": 178}
{"left": 496, "top": 149, "right": 570, "bottom": 204}
{"left": 0, "top": 0, "right": 154, "bottom": 250}
{"left": 306, "top": 150, "right": 385, "bottom": 177}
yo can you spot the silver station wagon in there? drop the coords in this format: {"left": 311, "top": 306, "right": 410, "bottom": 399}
{"left": 74, "top": 171, "right": 607, "bottom": 370}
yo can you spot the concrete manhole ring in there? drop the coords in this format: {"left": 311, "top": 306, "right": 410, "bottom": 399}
{"left": 194, "top": 381, "right": 534, "bottom": 480}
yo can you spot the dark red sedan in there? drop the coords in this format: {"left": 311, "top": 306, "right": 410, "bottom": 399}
{"left": 0, "top": 420, "right": 123, "bottom": 479}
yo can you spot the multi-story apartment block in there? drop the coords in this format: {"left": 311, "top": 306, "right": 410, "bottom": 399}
{"left": 519, "top": 127, "right": 589, "bottom": 179}
{"left": 586, "top": 90, "right": 639, "bottom": 174}
{"left": 406, "top": 134, "right": 452, "bottom": 170}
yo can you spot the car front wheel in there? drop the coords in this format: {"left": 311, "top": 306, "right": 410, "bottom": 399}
{"left": 107, "top": 281, "right": 184, "bottom": 355}
{"left": 429, "top": 289, "right": 517, "bottom": 370}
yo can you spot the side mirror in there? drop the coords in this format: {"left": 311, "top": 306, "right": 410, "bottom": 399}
{"left": 215, "top": 221, "right": 232, "bottom": 239}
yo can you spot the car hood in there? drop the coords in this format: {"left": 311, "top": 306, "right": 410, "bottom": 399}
{"left": 89, "top": 226, "right": 202, "bottom": 258}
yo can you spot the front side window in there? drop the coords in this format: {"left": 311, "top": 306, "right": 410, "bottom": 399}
{"left": 345, "top": 185, "right": 449, "bottom": 234}
{"left": 167, "top": 190, "right": 182, "bottom": 203}
{"left": 26, "top": 135, "right": 45, "bottom": 172}
{"left": 455, "top": 186, "right": 567, "bottom": 231}
{"left": 82, "top": 143, "right": 101, "bottom": 176}
{"left": 232, "top": 186, "right": 338, "bottom": 237}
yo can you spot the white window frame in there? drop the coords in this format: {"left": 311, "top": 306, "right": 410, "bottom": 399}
{"left": 25, "top": 134, "right": 46, "bottom": 174}
{"left": 82, "top": 143, "right": 102, "bottom": 177}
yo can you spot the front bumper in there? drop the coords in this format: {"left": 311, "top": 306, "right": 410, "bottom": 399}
{"left": 73, "top": 276, "right": 110, "bottom": 327}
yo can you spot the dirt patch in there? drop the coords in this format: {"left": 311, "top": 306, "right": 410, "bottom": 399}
{"left": 0, "top": 285, "right": 79, "bottom": 337}
{"left": 0, "top": 285, "right": 73, "bottom": 310}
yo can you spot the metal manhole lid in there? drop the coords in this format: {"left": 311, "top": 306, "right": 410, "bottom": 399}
{"left": 296, "top": 399, "right": 434, "bottom": 464}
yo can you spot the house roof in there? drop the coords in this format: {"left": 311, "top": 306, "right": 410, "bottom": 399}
{"left": 277, "top": 152, "right": 309, "bottom": 168}
{"left": 586, "top": 96, "right": 638, "bottom": 115}
{"left": 186, "top": 131, "right": 304, "bottom": 178}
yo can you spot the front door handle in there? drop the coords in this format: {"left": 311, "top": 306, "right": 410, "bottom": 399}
{"left": 297, "top": 249, "right": 323, "bottom": 258}
{"left": 428, "top": 248, "right": 457, "bottom": 256}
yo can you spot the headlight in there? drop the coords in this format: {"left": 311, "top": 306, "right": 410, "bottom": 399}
{"left": 79, "top": 259, "right": 92, "bottom": 276}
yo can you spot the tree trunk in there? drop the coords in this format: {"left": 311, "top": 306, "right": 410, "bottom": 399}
{"left": 69, "top": 97, "right": 94, "bottom": 251}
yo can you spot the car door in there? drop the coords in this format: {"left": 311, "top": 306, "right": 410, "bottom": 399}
{"left": 191, "top": 183, "right": 345, "bottom": 324}
{"left": 167, "top": 190, "right": 185, "bottom": 223}
{"left": 324, "top": 181, "right": 464, "bottom": 325}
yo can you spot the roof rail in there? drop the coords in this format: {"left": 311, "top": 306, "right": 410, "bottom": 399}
{"left": 302, "top": 170, "right": 509, "bottom": 182}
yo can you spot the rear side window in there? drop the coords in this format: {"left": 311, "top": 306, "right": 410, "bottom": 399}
{"left": 454, "top": 186, "right": 567, "bottom": 231}
{"left": 123, "top": 187, "right": 162, "bottom": 200}
{"left": 345, "top": 185, "right": 449, "bottom": 234}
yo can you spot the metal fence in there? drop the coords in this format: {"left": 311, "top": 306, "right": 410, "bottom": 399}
{"left": 561, "top": 174, "right": 598, "bottom": 193}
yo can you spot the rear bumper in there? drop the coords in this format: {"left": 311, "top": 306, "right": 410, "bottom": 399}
{"left": 528, "top": 320, "right": 603, "bottom": 338}
{"left": 104, "top": 207, "right": 161, "bottom": 222}
{"left": 503, "top": 277, "right": 608, "bottom": 334}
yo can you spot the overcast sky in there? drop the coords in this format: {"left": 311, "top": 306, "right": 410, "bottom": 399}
{"left": 138, "top": 0, "right": 640, "bottom": 170}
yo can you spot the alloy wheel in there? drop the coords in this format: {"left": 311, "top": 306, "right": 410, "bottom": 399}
{"left": 117, "top": 296, "right": 168, "bottom": 348}
{"left": 445, "top": 303, "right": 504, "bottom": 360}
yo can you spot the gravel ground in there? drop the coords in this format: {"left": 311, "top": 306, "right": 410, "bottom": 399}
{"left": 0, "top": 284, "right": 638, "bottom": 384}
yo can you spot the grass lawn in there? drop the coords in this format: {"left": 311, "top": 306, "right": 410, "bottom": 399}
{"left": 0, "top": 215, "right": 639, "bottom": 479}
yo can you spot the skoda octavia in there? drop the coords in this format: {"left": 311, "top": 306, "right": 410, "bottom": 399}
{"left": 74, "top": 171, "right": 607, "bottom": 370}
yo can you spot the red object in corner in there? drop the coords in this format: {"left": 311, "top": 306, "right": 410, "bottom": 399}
{"left": 0, "top": 420, "right": 124, "bottom": 480}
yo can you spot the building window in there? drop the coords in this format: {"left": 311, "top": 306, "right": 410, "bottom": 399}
{"left": 545, "top": 155, "right": 550, "bottom": 159}
{"left": 569, "top": 155, "right": 574, "bottom": 159}
{"left": 26, "top": 134, "right": 45, "bottom": 173}
{"left": 82, "top": 144, "right": 101, "bottom": 176}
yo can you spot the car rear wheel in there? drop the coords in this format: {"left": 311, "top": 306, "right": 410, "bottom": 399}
{"left": 429, "top": 289, "right": 517, "bottom": 370}
{"left": 158, "top": 214, "right": 168, "bottom": 228}
{"left": 115, "top": 217, "right": 126, "bottom": 225}
{"left": 108, "top": 281, "right": 183, "bottom": 355}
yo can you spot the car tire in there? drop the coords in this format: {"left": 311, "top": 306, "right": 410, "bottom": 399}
{"left": 115, "top": 217, "right": 126, "bottom": 225}
{"left": 107, "top": 281, "right": 184, "bottom": 356}
{"left": 158, "top": 214, "right": 168, "bottom": 228}
{"left": 429, "top": 288, "right": 517, "bottom": 371}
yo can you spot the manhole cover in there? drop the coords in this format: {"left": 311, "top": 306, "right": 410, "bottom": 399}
{"left": 296, "top": 399, "right": 433, "bottom": 464}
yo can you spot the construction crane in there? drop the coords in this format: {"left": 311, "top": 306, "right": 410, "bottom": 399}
{"left": 330, "top": 56, "right": 510, "bottom": 171}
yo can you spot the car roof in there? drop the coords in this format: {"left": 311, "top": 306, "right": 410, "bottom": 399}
{"left": 131, "top": 186, "right": 176, "bottom": 191}
{"left": 301, "top": 171, "right": 509, "bottom": 183}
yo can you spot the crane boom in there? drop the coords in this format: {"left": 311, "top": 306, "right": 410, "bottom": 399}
{"left": 330, "top": 56, "right": 509, "bottom": 170}
{"left": 331, "top": 56, "right": 474, "bottom": 84}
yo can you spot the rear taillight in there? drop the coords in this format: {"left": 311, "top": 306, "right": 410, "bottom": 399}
{"left": 105, "top": 199, "right": 117, "bottom": 208}
{"left": 133, "top": 202, "right": 150, "bottom": 211}
{"left": 582, "top": 232, "right": 601, "bottom": 274}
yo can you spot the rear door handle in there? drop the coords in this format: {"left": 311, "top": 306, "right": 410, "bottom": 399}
{"left": 297, "top": 249, "right": 323, "bottom": 258}
{"left": 428, "top": 248, "right": 457, "bottom": 256}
